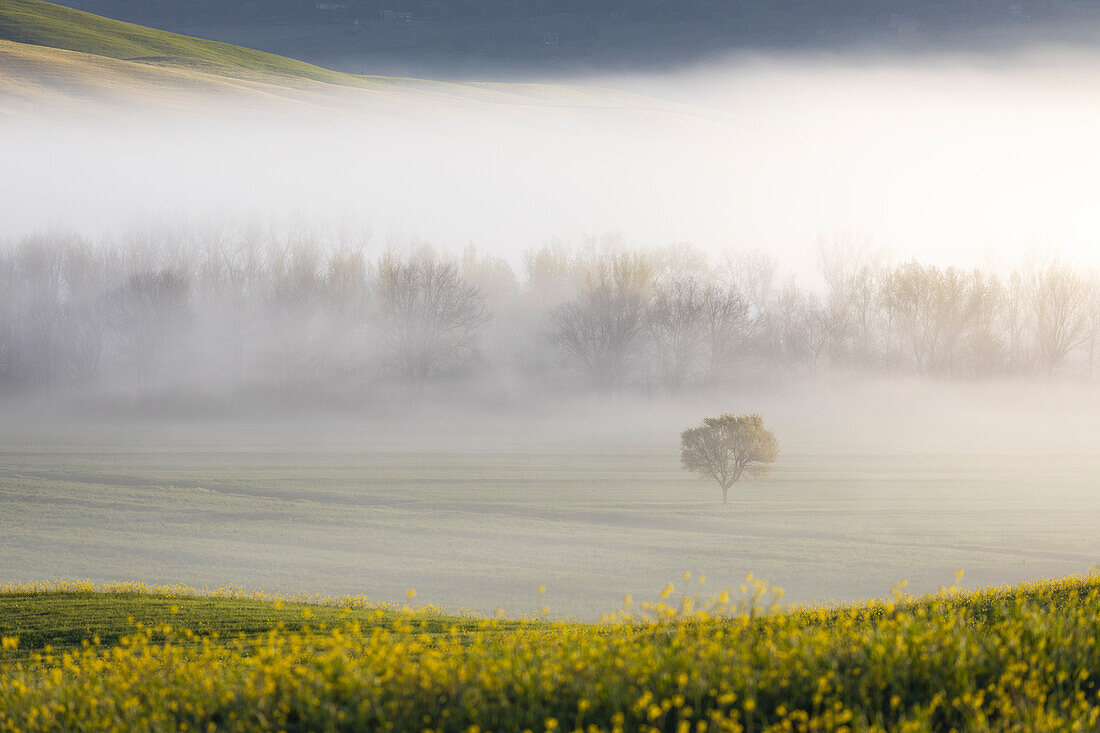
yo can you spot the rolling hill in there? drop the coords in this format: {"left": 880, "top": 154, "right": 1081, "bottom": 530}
{"left": 0, "top": 0, "right": 359, "bottom": 84}
{"left": 0, "top": 0, "right": 685, "bottom": 115}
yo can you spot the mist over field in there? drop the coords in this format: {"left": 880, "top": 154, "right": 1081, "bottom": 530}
{"left": 5, "top": 14, "right": 1100, "bottom": 618}
{"left": 4, "top": 382, "right": 1100, "bottom": 618}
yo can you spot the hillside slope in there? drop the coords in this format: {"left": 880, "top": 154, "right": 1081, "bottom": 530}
{"left": 0, "top": 39, "right": 355, "bottom": 115}
{"left": 0, "top": 0, "right": 693, "bottom": 116}
{"left": 0, "top": 0, "right": 358, "bottom": 84}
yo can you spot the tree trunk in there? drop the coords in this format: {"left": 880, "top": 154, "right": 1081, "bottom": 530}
{"left": 722, "top": 484, "right": 729, "bottom": 505}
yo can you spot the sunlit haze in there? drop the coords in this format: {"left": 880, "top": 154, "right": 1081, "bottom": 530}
{"left": 6, "top": 50, "right": 1100, "bottom": 279}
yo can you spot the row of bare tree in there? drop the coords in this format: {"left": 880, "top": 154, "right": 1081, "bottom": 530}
{"left": 2, "top": 231, "right": 1098, "bottom": 405}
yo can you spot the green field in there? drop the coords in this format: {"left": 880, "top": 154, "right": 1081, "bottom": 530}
{"left": 3, "top": 411, "right": 1099, "bottom": 619}
{"left": 0, "top": 584, "right": 505, "bottom": 662}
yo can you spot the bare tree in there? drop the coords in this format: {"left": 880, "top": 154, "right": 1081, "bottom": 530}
{"left": 1085, "top": 283, "right": 1100, "bottom": 379}
{"left": 197, "top": 234, "right": 267, "bottom": 389}
{"left": 548, "top": 253, "right": 651, "bottom": 391}
{"left": 522, "top": 241, "right": 583, "bottom": 312}
{"left": 105, "top": 270, "right": 191, "bottom": 393}
{"left": 773, "top": 283, "right": 830, "bottom": 377}
{"left": 992, "top": 270, "right": 1031, "bottom": 376}
{"left": 319, "top": 248, "right": 372, "bottom": 382}
{"left": 11, "top": 240, "right": 67, "bottom": 390}
{"left": 720, "top": 250, "right": 776, "bottom": 320}
{"left": 882, "top": 261, "right": 988, "bottom": 377}
{"left": 812, "top": 231, "right": 886, "bottom": 369}
{"left": 0, "top": 251, "right": 16, "bottom": 389}
{"left": 1030, "top": 259, "right": 1093, "bottom": 376}
{"left": 461, "top": 243, "right": 519, "bottom": 306}
{"left": 646, "top": 277, "right": 704, "bottom": 394}
{"left": 374, "top": 254, "right": 489, "bottom": 381}
{"left": 699, "top": 283, "right": 754, "bottom": 389}
{"left": 59, "top": 245, "right": 112, "bottom": 386}
{"left": 264, "top": 244, "right": 324, "bottom": 387}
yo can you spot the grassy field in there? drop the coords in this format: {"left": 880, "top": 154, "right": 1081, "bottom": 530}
{"left": 2, "top": 575, "right": 1100, "bottom": 730}
{"left": 0, "top": 583, "right": 504, "bottom": 662}
{"left": 2, "top": 413, "right": 1099, "bottom": 618}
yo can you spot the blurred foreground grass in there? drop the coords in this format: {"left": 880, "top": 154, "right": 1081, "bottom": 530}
{"left": 2, "top": 574, "right": 1100, "bottom": 731}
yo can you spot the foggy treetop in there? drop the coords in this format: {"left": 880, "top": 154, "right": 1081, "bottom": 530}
{"left": 3, "top": 228, "right": 1098, "bottom": 413}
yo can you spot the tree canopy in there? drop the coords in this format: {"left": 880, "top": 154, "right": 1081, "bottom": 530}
{"left": 680, "top": 413, "right": 778, "bottom": 504}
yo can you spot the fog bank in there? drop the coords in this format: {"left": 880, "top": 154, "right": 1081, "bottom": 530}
{"left": 7, "top": 49, "right": 1100, "bottom": 276}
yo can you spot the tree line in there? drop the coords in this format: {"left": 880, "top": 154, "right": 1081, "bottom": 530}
{"left": 2, "top": 230, "right": 1099, "bottom": 408}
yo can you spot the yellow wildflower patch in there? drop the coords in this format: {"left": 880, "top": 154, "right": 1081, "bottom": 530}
{"left": 0, "top": 574, "right": 1098, "bottom": 731}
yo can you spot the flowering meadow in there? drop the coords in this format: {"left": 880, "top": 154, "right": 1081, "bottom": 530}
{"left": 2, "top": 574, "right": 1100, "bottom": 732}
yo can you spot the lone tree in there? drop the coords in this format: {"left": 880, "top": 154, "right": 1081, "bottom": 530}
{"left": 680, "top": 413, "right": 778, "bottom": 504}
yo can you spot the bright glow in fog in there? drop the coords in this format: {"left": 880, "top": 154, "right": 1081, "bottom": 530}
{"left": 6, "top": 50, "right": 1100, "bottom": 276}
{"left": 609, "top": 50, "right": 1100, "bottom": 270}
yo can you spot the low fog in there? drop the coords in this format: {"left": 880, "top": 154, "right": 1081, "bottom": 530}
{"left": 4, "top": 46, "right": 1100, "bottom": 614}
{"left": 9, "top": 49, "right": 1100, "bottom": 407}
{"left": 5, "top": 384, "right": 1100, "bottom": 618}
{"left": 9, "top": 49, "right": 1100, "bottom": 274}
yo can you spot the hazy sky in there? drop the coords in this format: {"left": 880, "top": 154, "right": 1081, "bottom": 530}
{"left": 5, "top": 48, "right": 1100, "bottom": 280}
